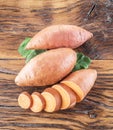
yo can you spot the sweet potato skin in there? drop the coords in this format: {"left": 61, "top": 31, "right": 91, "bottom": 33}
{"left": 15, "top": 48, "right": 77, "bottom": 87}
{"left": 26, "top": 25, "right": 93, "bottom": 50}
{"left": 62, "top": 69, "right": 97, "bottom": 99}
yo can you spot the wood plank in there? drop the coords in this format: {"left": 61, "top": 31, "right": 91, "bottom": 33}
{"left": 0, "top": 59, "right": 113, "bottom": 129}
{"left": 0, "top": 0, "right": 113, "bottom": 59}
{"left": 0, "top": 0, "right": 113, "bottom": 130}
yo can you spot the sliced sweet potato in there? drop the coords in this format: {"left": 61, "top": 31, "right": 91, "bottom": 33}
{"left": 52, "top": 83, "right": 76, "bottom": 110}
{"left": 61, "top": 81, "right": 84, "bottom": 102}
{"left": 18, "top": 91, "right": 32, "bottom": 109}
{"left": 26, "top": 25, "right": 93, "bottom": 50}
{"left": 61, "top": 69, "right": 97, "bottom": 102}
{"left": 41, "top": 88, "right": 62, "bottom": 112}
{"left": 30, "top": 92, "right": 45, "bottom": 112}
{"left": 15, "top": 48, "right": 77, "bottom": 86}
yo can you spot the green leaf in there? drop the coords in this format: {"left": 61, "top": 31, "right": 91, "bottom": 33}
{"left": 72, "top": 53, "right": 91, "bottom": 72}
{"left": 83, "top": 56, "right": 91, "bottom": 64}
{"left": 18, "top": 37, "right": 46, "bottom": 62}
{"left": 77, "top": 53, "right": 84, "bottom": 62}
{"left": 18, "top": 38, "right": 91, "bottom": 70}
{"left": 26, "top": 49, "right": 46, "bottom": 63}
{"left": 18, "top": 37, "right": 31, "bottom": 58}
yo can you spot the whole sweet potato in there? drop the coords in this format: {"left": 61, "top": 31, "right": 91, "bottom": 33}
{"left": 15, "top": 48, "right": 77, "bottom": 87}
{"left": 26, "top": 25, "right": 93, "bottom": 50}
{"left": 61, "top": 69, "right": 97, "bottom": 102}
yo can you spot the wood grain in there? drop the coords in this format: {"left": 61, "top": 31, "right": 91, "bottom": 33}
{"left": 0, "top": 0, "right": 113, "bottom": 130}
{"left": 0, "top": 0, "right": 113, "bottom": 59}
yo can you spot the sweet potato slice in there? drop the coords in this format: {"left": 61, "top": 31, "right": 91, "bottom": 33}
{"left": 26, "top": 25, "right": 93, "bottom": 50}
{"left": 18, "top": 91, "right": 32, "bottom": 109}
{"left": 41, "top": 88, "right": 62, "bottom": 112}
{"left": 52, "top": 83, "right": 76, "bottom": 110}
{"left": 30, "top": 92, "right": 45, "bottom": 112}
{"left": 61, "top": 81, "right": 84, "bottom": 102}
{"left": 61, "top": 69, "right": 97, "bottom": 102}
{"left": 15, "top": 48, "right": 77, "bottom": 87}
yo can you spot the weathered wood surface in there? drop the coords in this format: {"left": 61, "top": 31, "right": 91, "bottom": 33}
{"left": 0, "top": 0, "right": 113, "bottom": 130}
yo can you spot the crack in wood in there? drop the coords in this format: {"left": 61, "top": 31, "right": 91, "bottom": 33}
{"left": 87, "top": 3, "right": 96, "bottom": 18}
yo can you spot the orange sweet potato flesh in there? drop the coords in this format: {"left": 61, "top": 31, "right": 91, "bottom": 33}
{"left": 26, "top": 25, "right": 93, "bottom": 50}
{"left": 61, "top": 69, "right": 97, "bottom": 102}
{"left": 18, "top": 91, "right": 32, "bottom": 109}
{"left": 30, "top": 92, "right": 45, "bottom": 112}
{"left": 15, "top": 48, "right": 77, "bottom": 87}
{"left": 41, "top": 88, "right": 62, "bottom": 112}
{"left": 52, "top": 83, "right": 76, "bottom": 110}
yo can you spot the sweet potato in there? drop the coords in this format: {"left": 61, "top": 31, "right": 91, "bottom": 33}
{"left": 18, "top": 69, "right": 97, "bottom": 112}
{"left": 52, "top": 83, "right": 76, "bottom": 110}
{"left": 15, "top": 48, "right": 77, "bottom": 86}
{"left": 61, "top": 69, "right": 97, "bottom": 102}
{"left": 26, "top": 25, "right": 93, "bottom": 50}
{"left": 41, "top": 88, "right": 62, "bottom": 112}
{"left": 18, "top": 91, "right": 32, "bottom": 109}
{"left": 30, "top": 92, "right": 45, "bottom": 112}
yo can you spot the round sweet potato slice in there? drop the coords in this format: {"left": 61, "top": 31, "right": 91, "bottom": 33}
{"left": 41, "top": 88, "right": 62, "bottom": 112}
{"left": 30, "top": 92, "right": 45, "bottom": 112}
{"left": 52, "top": 83, "right": 76, "bottom": 110}
{"left": 18, "top": 91, "right": 32, "bottom": 109}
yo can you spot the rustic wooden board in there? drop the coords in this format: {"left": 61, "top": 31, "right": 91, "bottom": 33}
{"left": 0, "top": 0, "right": 113, "bottom": 130}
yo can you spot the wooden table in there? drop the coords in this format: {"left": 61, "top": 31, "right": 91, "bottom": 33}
{"left": 0, "top": 0, "right": 113, "bottom": 130}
